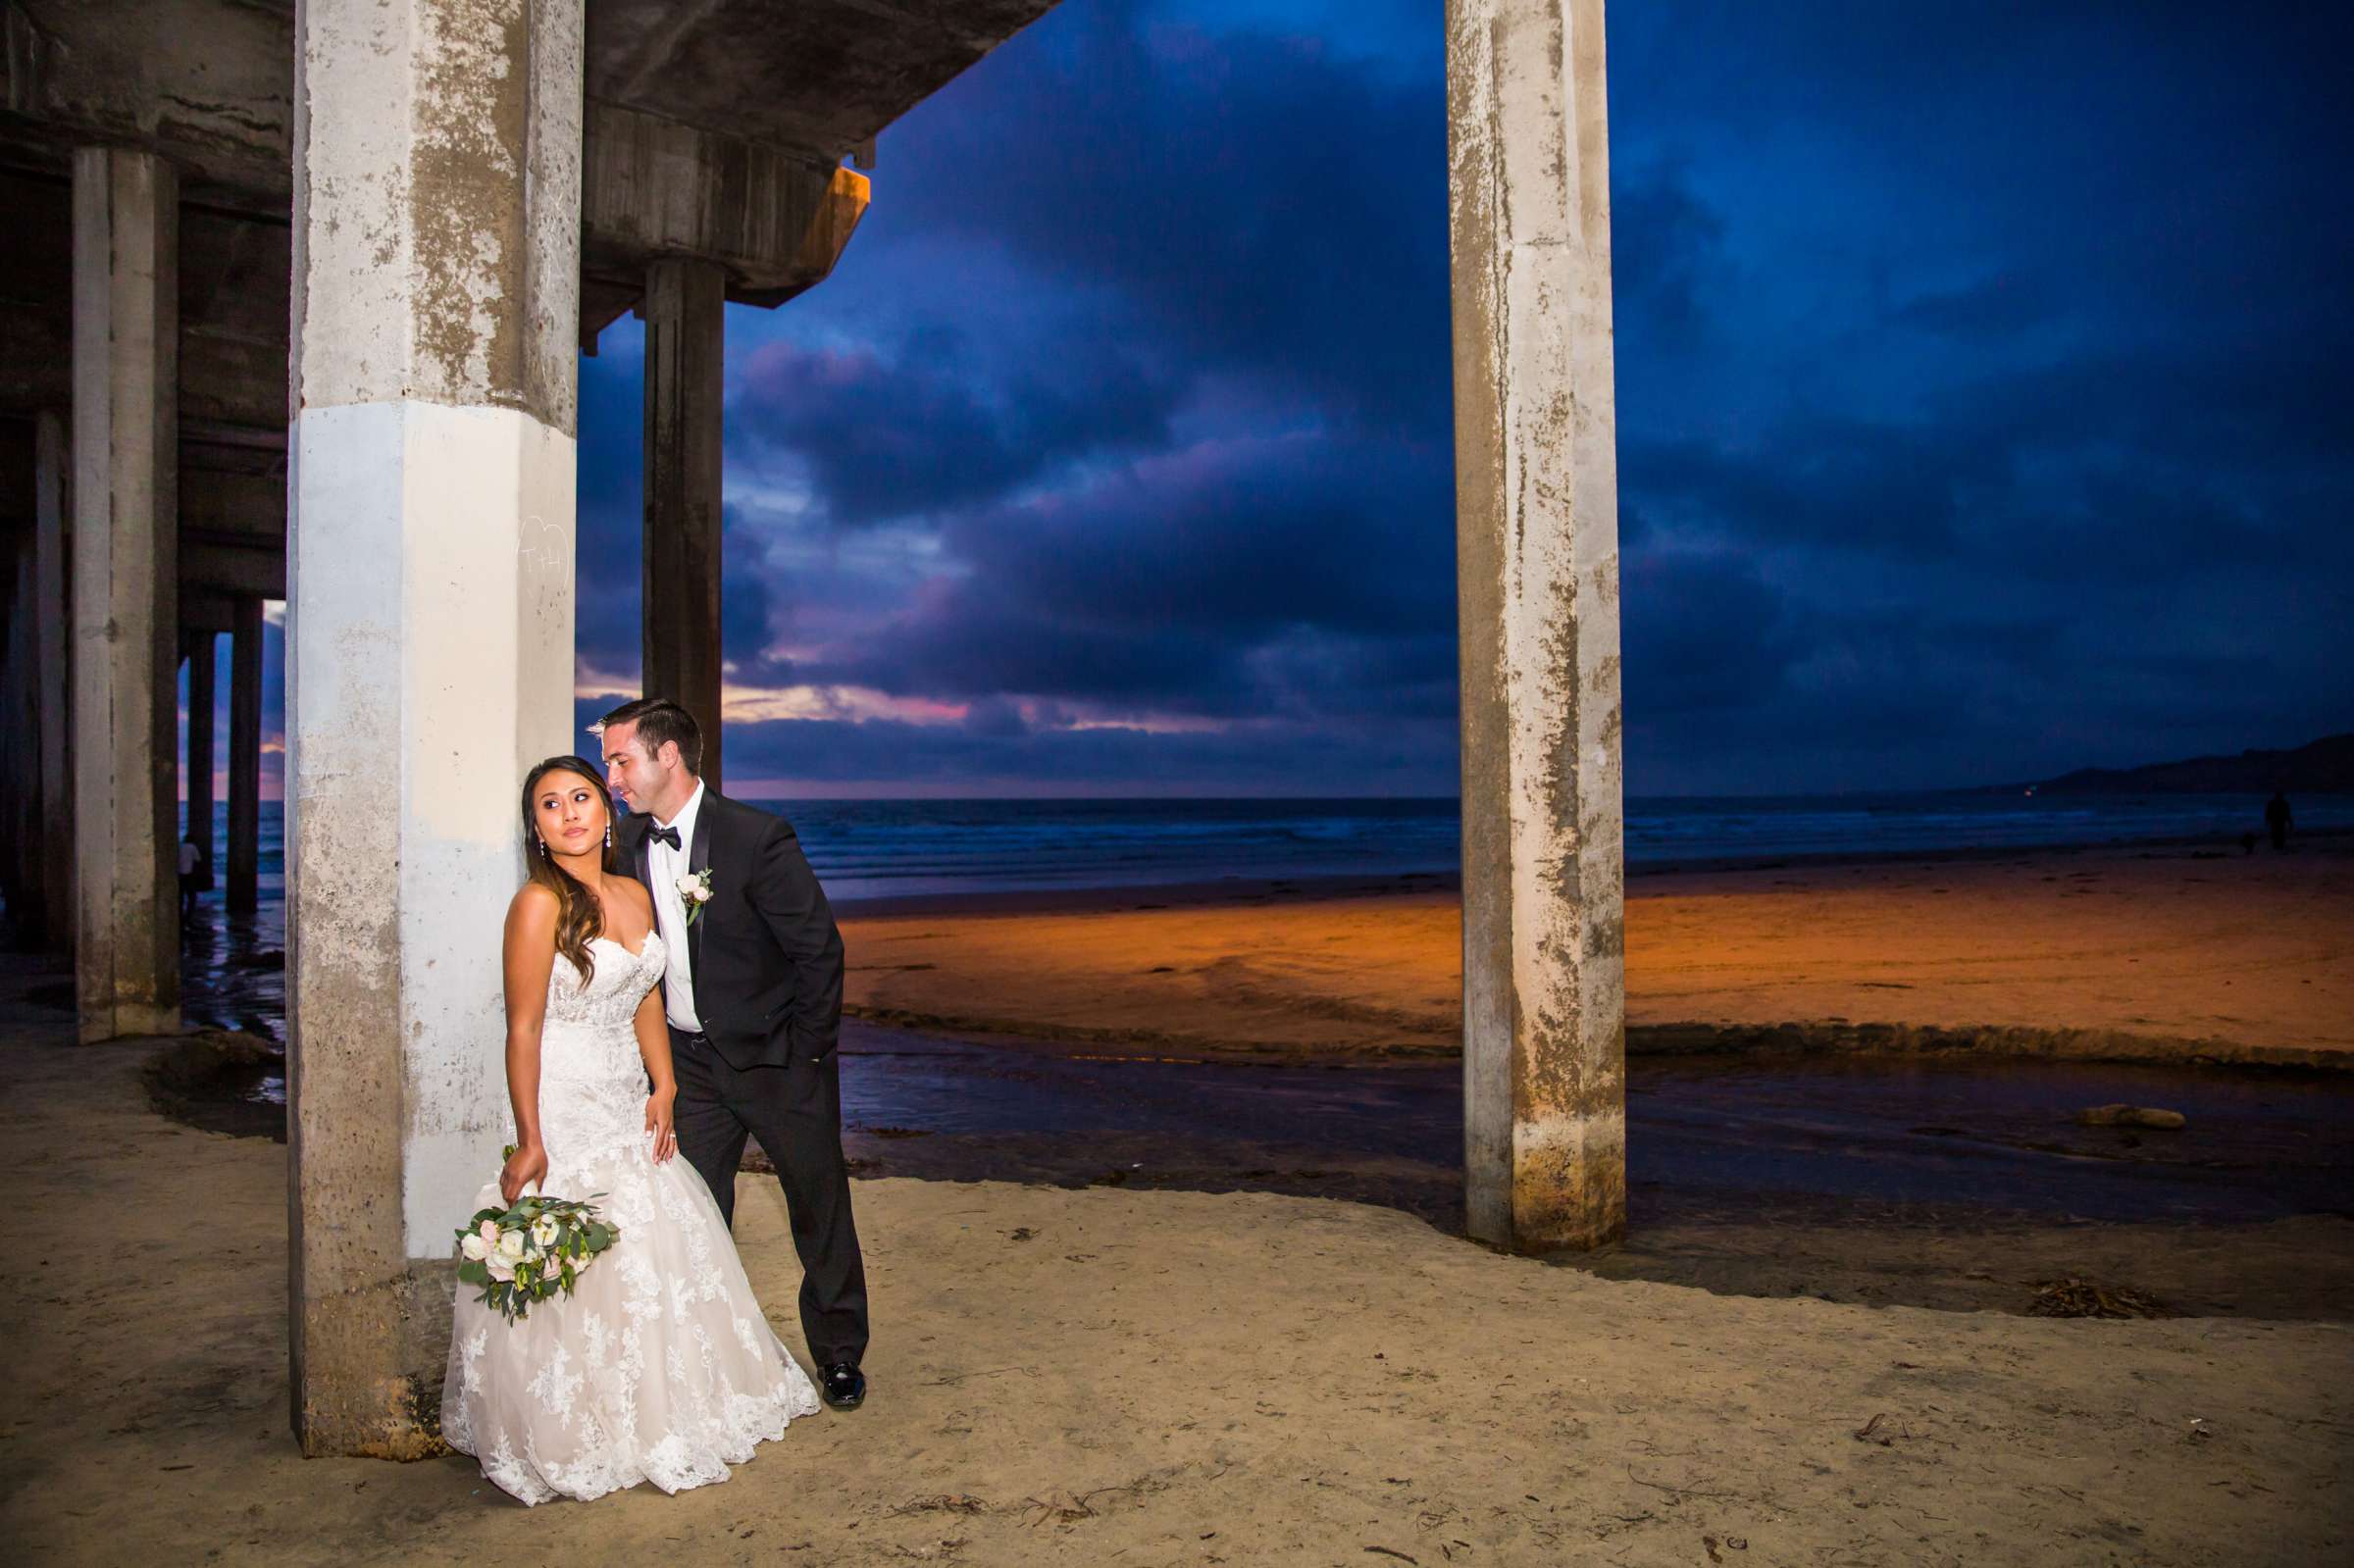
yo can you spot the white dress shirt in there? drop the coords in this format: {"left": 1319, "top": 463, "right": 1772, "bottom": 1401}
{"left": 645, "top": 781, "right": 706, "bottom": 1033}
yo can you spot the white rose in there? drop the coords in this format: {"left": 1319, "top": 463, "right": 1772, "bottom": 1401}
{"left": 496, "top": 1229, "right": 527, "bottom": 1262}
{"left": 460, "top": 1233, "right": 490, "bottom": 1262}
{"left": 478, "top": 1219, "right": 500, "bottom": 1244}
{"left": 676, "top": 873, "right": 700, "bottom": 896}
{"left": 486, "top": 1255, "right": 515, "bottom": 1283}
{"left": 530, "top": 1216, "right": 559, "bottom": 1249}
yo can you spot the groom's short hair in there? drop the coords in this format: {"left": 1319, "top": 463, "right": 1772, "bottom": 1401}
{"left": 596, "top": 697, "right": 703, "bottom": 776}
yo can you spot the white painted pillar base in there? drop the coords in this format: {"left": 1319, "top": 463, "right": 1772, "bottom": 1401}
{"left": 1448, "top": 0, "right": 1628, "bottom": 1250}
{"left": 287, "top": 0, "right": 582, "bottom": 1458}
{"left": 71, "top": 147, "right": 179, "bottom": 1042}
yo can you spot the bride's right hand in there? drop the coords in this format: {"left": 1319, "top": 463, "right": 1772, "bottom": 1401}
{"left": 500, "top": 1141, "right": 549, "bottom": 1205}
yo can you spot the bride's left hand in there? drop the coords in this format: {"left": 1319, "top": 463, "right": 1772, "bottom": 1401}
{"left": 644, "top": 1087, "right": 678, "bottom": 1164}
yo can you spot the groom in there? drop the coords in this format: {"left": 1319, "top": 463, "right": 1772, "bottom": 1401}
{"left": 595, "top": 696, "right": 869, "bottom": 1411}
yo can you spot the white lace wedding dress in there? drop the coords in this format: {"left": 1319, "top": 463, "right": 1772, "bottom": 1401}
{"left": 441, "top": 932, "right": 822, "bottom": 1504}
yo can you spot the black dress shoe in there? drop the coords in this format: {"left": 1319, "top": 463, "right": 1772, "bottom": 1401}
{"left": 820, "top": 1362, "right": 866, "bottom": 1410}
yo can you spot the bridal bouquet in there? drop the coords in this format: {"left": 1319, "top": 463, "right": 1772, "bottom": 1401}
{"left": 453, "top": 1153, "right": 621, "bottom": 1324}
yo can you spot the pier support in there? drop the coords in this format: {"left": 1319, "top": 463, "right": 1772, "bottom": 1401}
{"left": 226, "top": 597, "right": 261, "bottom": 914}
{"left": 184, "top": 631, "right": 216, "bottom": 888}
{"left": 72, "top": 147, "right": 180, "bottom": 1041}
{"left": 1, "top": 426, "right": 34, "bottom": 941}
{"left": 640, "top": 255, "right": 728, "bottom": 787}
{"left": 34, "top": 412, "right": 74, "bottom": 950}
{"left": 1447, "top": 0, "right": 1627, "bottom": 1250}
{"left": 286, "top": 0, "right": 581, "bottom": 1458}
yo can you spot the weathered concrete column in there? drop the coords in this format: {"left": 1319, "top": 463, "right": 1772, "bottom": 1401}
{"left": 1447, "top": 0, "right": 1627, "bottom": 1250}
{"left": 287, "top": 0, "right": 582, "bottom": 1457}
{"left": 184, "top": 631, "right": 216, "bottom": 885}
{"left": 226, "top": 598, "right": 261, "bottom": 914}
{"left": 34, "top": 411, "right": 75, "bottom": 951}
{"left": 72, "top": 147, "right": 179, "bottom": 1041}
{"left": 1, "top": 432, "right": 33, "bottom": 940}
{"left": 640, "top": 255, "right": 727, "bottom": 787}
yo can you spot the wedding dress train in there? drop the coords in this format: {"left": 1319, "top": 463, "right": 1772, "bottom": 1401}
{"left": 441, "top": 932, "right": 821, "bottom": 1504}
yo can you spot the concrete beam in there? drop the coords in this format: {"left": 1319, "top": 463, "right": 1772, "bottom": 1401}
{"left": 72, "top": 145, "right": 180, "bottom": 1042}
{"left": 179, "top": 466, "right": 286, "bottom": 537}
{"left": 582, "top": 102, "right": 870, "bottom": 305}
{"left": 0, "top": 291, "right": 290, "bottom": 429}
{"left": 1447, "top": 0, "right": 1627, "bottom": 1251}
{"left": 1, "top": 0, "right": 295, "bottom": 204}
{"left": 286, "top": 0, "right": 582, "bottom": 1460}
{"left": 180, "top": 534, "right": 285, "bottom": 599}
{"left": 179, "top": 591, "right": 239, "bottom": 635}
{"left": 0, "top": 168, "right": 290, "bottom": 430}
{"left": 640, "top": 254, "right": 727, "bottom": 785}
{"left": 584, "top": 0, "right": 1061, "bottom": 165}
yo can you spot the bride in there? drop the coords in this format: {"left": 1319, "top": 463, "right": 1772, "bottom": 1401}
{"left": 441, "top": 756, "right": 822, "bottom": 1504}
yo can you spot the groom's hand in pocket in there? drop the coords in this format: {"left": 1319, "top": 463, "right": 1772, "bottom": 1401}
{"left": 645, "top": 1086, "right": 678, "bottom": 1164}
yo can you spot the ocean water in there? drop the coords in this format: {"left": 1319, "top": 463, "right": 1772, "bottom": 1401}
{"left": 188, "top": 788, "right": 2344, "bottom": 910}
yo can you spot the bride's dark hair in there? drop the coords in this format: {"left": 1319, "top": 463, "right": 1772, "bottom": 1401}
{"left": 520, "top": 756, "right": 619, "bottom": 985}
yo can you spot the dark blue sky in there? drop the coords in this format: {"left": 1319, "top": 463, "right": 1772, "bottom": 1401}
{"left": 562, "top": 0, "right": 2351, "bottom": 797}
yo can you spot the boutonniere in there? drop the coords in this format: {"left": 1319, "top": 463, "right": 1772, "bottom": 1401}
{"left": 677, "top": 869, "right": 714, "bottom": 927}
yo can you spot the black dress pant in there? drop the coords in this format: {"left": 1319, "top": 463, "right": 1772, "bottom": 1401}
{"left": 670, "top": 1026, "right": 869, "bottom": 1369}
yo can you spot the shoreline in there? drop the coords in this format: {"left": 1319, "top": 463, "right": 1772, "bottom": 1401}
{"left": 835, "top": 1006, "right": 2354, "bottom": 1074}
{"left": 837, "top": 837, "right": 2354, "bottom": 1071}
{"left": 827, "top": 823, "right": 2354, "bottom": 920}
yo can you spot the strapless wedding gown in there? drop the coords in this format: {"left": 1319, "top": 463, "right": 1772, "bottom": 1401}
{"left": 441, "top": 933, "right": 821, "bottom": 1505}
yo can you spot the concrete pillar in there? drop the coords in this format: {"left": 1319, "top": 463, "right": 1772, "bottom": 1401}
{"left": 184, "top": 631, "right": 216, "bottom": 891}
{"left": 1447, "top": 0, "right": 1627, "bottom": 1250}
{"left": 0, "top": 434, "right": 32, "bottom": 943}
{"left": 72, "top": 146, "right": 179, "bottom": 1041}
{"left": 226, "top": 599, "right": 261, "bottom": 914}
{"left": 34, "top": 411, "right": 75, "bottom": 951}
{"left": 287, "top": 0, "right": 582, "bottom": 1458}
{"left": 640, "top": 255, "right": 727, "bottom": 787}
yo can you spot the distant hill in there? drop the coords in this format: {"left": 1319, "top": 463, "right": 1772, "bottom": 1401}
{"left": 2026, "top": 733, "right": 2354, "bottom": 795}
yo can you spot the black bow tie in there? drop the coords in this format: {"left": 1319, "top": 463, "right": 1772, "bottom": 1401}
{"left": 647, "top": 824, "right": 683, "bottom": 852}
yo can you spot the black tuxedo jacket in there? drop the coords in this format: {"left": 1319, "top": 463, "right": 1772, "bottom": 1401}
{"left": 618, "top": 789, "right": 845, "bottom": 1071}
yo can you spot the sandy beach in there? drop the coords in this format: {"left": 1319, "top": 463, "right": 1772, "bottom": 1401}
{"left": 7, "top": 838, "right": 2350, "bottom": 1561}
{"left": 4, "top": 970, "right": 2350, "bottom": 1565}
{"left": 839, "top": 839, "right": 2354, "bottom": 1067}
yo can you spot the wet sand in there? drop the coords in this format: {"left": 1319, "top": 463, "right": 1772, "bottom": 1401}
{"left": 820, "top": 1031, "right": 2354, "bottom": 1319}
{"left": 838, "top": 839, "right": 2354, "bottom": 1066}
{"left": 5, "top": 955, "right": 2350, "bottom": 1565}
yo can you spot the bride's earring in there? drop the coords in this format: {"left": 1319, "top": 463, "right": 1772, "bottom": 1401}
{"left": 537, "top": 837, "right": 549, "bottom": 858}
{"left": 604, "top": 824, "right": 612, "bottom": 850}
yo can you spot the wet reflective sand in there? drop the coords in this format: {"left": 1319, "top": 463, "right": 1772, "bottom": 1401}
{"left": 170, "top": 890, "right": 2354, "bottom": 1317}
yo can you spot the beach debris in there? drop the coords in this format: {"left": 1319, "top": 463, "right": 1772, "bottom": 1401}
{"left": 2076, "top": 1104, "right": 2187, "bottom": 1129}
{"left": 2026, "top": 1277, "right": 2172, "bottom": 1318}
{"left": 888, "top": 1494, "right": 987, "bottom": 1517}
{"left": 1704, "top": 1538, "right": 1749, "bottom": 1562}
{"left": 1365, "top": 1548, "right": 1419, "bottom": 1565}
{"left": 1852, "top": 1413, "right": 1897, "bottom": 1445}
{"left": 1006, "top": 1227, "right": 1035, "bottom": 1241}
{"left": 2187, "top": 1417, "right": 2214, "bottom": 1444}
{"left": 1021, "top": 1490, "right": 1097, "bottom": 1527}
